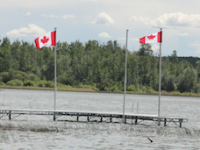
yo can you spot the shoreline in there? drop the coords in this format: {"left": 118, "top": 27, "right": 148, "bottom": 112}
{"left": 1, "top": 85, "right": 200, "bottom": 97}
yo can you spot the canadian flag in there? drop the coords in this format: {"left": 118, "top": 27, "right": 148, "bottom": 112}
{"left": 139, "top": 31, "right": 162, "bottom": 44}
{"left": 35, "top": 31, "right": 56, "bottom": 49}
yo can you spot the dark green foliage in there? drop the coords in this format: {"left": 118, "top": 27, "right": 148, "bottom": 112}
{"left": 196, "top": 61, "right": 200, "bottom": 83}
{"left": 0, "top": 38, "right": 200, "bottom": 93}
{"left": 166, "top": 76, "right": 177, "bottom": 92}
{"left": 137, "top": 44, "right": 153, "bottom": 57}
{"left": 110, "top": 85, "right": 119, "bottom": 92}
{"left": 37, "top": 81, "right": 45, "bottom": 87}
{"left": 163, "top": 56, "right": 200, "bottom": 68}
{"left": 24, "top": 80, "right": 34, "bottom": 86}
{"left": 0, "top": 72, "right": 10, "bottom": 83}
{"left": 6, "top": 79, "right": 23, "bottom": 86}
{"left": 170, "top": 50, "right": 178, "bottom": 76}
{"left": 44, "top": 81, "right": 54, "bottom": 87}
{"left": 178, "top": 57, "right": 200, "bottom": 68}
{"left": 127, "top": 84, "right": 136, "bottom": 91}
{"left": 0, "top": 38, "right": 11, "bottom": 72}
{"left": 193, "top": 83, "right": 200, "bottom": 93}
{"left": 177, "top": 67, "right": 197, "bottom": 92}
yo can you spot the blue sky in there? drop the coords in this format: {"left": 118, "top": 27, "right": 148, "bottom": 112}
{"left": 1, "top": 0, "right": 200, "bottom": 57}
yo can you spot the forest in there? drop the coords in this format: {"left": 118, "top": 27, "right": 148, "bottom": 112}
{"left": 0, "top": 37, "right": 200, "bottom": 94}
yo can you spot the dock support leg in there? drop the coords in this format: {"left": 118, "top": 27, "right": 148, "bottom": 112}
{"left": 131, "top": 116, "right": 133, "bottom": 124}
{"left": 135, "top": 117, "right": 137, "bottom": 124}
{"left": 100, "top": 116, "right": 103, "bottom": 122}
{"left": 77, "top": 114, "right": 79, "bottom": 122}
{"left": 53, "top": 113, "right": 56, "bottom": 121}
{"left": 9, "top": 111, "right": 11, "bottom": 120}
{"left": 164, "top": 118, "right": 166, "bottom": 126}
{"left": 110, "top": 115, "right": 112, "bottom": 122}
{"left": 87, "top": 115, "right": 90, "bottom": 122}
{"left": 180, "top": 122, "right": 182, "bottom": 128}
{"left": 124, "top": 116, "right": 126, "bottom": 123}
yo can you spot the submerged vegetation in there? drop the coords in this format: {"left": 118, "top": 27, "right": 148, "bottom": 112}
{"left": 1, "top": 37, "right": 200, "bottom": 96}
{"left": 0, "top": 121, "right": 200, "bottom": 139}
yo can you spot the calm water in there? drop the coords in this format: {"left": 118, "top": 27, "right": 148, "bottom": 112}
{"left": 0, "top": 89, "right": 200, "bottom": 150}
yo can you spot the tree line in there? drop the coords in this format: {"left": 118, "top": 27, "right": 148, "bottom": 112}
{"left": 0, "top": 37, "right": 200, "bottom": 93}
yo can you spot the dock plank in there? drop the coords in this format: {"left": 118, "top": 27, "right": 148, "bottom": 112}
{"left": 0, "top": 109, "right": 188, "bottom": 127}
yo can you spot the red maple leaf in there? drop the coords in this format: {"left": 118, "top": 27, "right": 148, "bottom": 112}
{"left": 41, "top": 36, "right": 49, "bottom": 44}
{"left": 147, "top": 34, "right": 156, "bottom": 40}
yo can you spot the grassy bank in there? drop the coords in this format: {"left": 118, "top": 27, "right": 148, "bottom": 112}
{"left": 127, "top": 90, "right": 200, "bottom": 97}
{"left": 0, "top": 85, "right": 96, "bottom": 92}
{"left": 1, "top": 85, "right": 200, "bottom": 97}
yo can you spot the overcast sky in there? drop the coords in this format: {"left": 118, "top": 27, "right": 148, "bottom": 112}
{"left": 1, "top": 0, "right": 200, "bottom": 57}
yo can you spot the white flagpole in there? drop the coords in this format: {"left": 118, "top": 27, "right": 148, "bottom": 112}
{"left": 158, "top": 28, "right": 162, "bottom": 126}
{"left": 54, "top": 27, "right": 57, "bottom": 121}
{"left": 123, "top": 29, "right": 128, "bottom": 123}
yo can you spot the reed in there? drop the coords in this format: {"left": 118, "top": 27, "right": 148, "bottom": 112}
{"left": 0, "top": 121, "right": 200, "bottom": 139}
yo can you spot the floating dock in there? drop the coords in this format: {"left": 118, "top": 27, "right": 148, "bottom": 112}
{"left": 0, "top": 109, "right": 188, "bottom": 127}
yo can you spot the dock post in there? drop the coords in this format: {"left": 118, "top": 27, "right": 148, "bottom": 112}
{"left": 77, "top": 114, "right": 79, "bottom": 122}
{"left": 9, "top": 111, "right": 11, "bottom": 120}
{"left": 131, "top": 116, "right": 133, "bottom": 124}
{"left": 100, "top": 116, "right": 103, "bottom": 122}
{"left": 124, "top": 116, "right": 126, "bottom": 123}
{"left": 53, "top": 112, "right": 56, "bottom": 121}
{"left": 164, "top": 118, "right": 166, "bottom": 126}
{"left": 135, "top": 117, "right": 138, "bottom": 124}
{"left": 87, "top": 115, "right": 90, "bottom": 121}
{"left": 179, "top": 119, "right": 183, "bottom": 128}
{"left": 110, "top": 115, "right": 112, "bottom": 122}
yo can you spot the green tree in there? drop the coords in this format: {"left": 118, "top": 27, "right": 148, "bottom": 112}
{"left": 170, "top": 50, "right": 178, "bottom": 76}
{"left": 196, "top": 61, "right": 200, "bottom": 83}
{"left": 137, "top": 43, "right": 153, "bottom": 57}
{"left": 178, "top": 67, "right": 197, "bottom": 92}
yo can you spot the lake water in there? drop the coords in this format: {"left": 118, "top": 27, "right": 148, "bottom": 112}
{"left": 0, "top": 89, "right": 200, "bottom": 150}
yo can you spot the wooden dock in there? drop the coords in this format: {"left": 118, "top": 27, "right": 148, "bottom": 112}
{"left": 0, "top": 109, "right": 188, "bottom": 127}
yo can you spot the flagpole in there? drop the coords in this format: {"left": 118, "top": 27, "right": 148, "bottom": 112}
{"left": 123, "top": 29, "right": 128, "bottom": 123}
{"left": 53, "top": 27, "right": 57, "bottom": 121}
{"left": 158, "top": 28, "right": 162, "bottom": 126}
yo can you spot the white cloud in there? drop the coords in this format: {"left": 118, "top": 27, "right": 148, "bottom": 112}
{"left": 41, "top": 14, "right": 74, "bottom": 19}
{"left": 81, "top": 0, "right": 97, "bottom": 1}
{"left": 130, "top": 38, "right": 139, "bottom": 41}
{"left": 151, "top": 44, "right": 159, "bottom": 52}
{"left": 98, "top": 32, "right": 111, "bottom": 38}
{"left": 129, "top": 16, "right": 150, "bottom": 22}
{"left": 179, "top": 33, "right": 189, "bottom": 36}
{"left": 62, "top": 15, "right": 74, "bottom": 19}
{"left": 24, "top": 11, "right": 31, "bottom": 16}
{"left": 118, "top": 37, "right": 138, "bottom": 41}
{"left": 41, "top": 14, "right": 59, "bottom": 18}
{"left": 6, "top": 24, "right": 46, "bottom": 37}
{"left": 131, "top": 12, "right": 200, "bottom": 28}
{"left": 190, "top": 41, "right": 200, "bottom": 53}
{"left": 0, "top": 0, "right": 76, "bottom": 9}
{"left": 92, "top": 12, "right": 115, "bottom": 25}
{"left": 118, "top": 37, "right": 126, "bottom": 40}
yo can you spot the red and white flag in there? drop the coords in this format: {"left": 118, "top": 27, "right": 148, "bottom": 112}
{"left": 35, "top": 31, "right": 56, "bottom": 49}
{"left": 139, "top": 31, "right": 162, "bottom": 44}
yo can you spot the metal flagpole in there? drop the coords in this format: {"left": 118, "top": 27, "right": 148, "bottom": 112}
{"left": 158, "top": 28, "right": 162, "bottom": 126}
{"left": 123, "top": 29, "right": 128, "bottom": 123}
{"left": 53, "top": 27, "right": 57, "bottom": 121}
